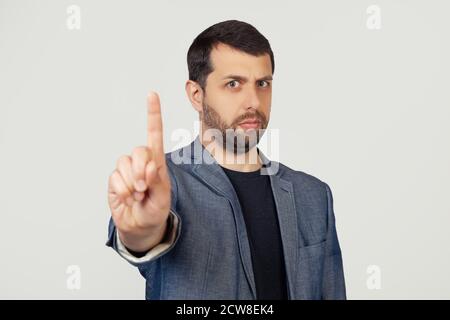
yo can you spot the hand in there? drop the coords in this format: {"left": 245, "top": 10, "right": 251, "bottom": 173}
{"left": 108, "top": 92, "right": 171, "bottom": 251}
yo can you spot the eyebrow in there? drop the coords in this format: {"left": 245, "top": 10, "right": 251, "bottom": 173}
{"left": 221, "top": 74, "right": 273, "bottom": 82}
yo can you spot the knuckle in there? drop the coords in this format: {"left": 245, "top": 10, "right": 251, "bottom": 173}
{"left": 132, "top": 146, "right": 148, "bottom": 155}
{"left": 109, "top": 170, "right": 120, "bottom": 185}
{"left": 116, "top": 155, "right": 131, "bottom": 168}
{"left": 111, "top": 172, "right": 129, "bottom": 196}
{"left": 116, "top": 188, "right": 128, "bottom": 198}
{"left": 131, "top": 147, "right": 151, "bottom": 171}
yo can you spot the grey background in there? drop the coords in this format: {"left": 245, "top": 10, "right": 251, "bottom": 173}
{"left": 1, "top": 0, "right": 449, "bottom": 299}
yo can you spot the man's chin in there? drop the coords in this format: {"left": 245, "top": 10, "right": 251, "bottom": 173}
{"left": 224, "top": 134, "right": 263, "bottom": 155}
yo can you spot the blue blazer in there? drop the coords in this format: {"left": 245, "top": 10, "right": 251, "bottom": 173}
{"left": 106, "top": 136, "right": 346, "bottom": 299}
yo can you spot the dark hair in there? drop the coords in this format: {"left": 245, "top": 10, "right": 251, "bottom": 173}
{"left": 187, "top": 20, "right": 275, "bottom": 91}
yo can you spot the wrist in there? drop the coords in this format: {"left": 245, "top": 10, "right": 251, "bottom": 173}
{"left": 118, "top": 217, "right": 169, "bottom": 253}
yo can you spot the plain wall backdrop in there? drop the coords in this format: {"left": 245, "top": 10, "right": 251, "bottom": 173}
{"left": 1, "top": 0, "right": 449, "bottom": 299}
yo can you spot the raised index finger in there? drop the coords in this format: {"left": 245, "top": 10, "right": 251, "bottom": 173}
{"left": 147, "top": 91, "right": 165, "bottom": 168}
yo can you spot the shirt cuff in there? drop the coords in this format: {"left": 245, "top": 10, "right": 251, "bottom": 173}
{"left": 116, "top": 210, "right": 179, "bottom": 264}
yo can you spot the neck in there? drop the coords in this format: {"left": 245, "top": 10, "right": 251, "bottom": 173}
{"left": 199, "top": 130, "right": 262, "bottom": 173}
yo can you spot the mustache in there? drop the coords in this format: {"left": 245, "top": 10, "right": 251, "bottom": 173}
{"left": 233, "top": 111, "right": 267, "bottom": 126}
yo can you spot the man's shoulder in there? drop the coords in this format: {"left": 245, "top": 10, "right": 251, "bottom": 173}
{"left": 276, "top": 161, "right": 329, "bottom": 192}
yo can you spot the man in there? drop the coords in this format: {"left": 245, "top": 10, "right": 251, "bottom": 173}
{"left": 106, "top": 20, "right": 346, "bottom": 300}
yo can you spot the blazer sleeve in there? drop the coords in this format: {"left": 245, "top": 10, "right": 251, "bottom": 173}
{"left": 105, "top": 162, "right": 182, "bottom": 270}
{"left": 321, "top": 182, "right": 347, "bottom": 300}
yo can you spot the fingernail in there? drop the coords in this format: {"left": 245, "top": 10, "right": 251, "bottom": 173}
{"left": 136, "top": 179, "right": 146, "bottom": 192}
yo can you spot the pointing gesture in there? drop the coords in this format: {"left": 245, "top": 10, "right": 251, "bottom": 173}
{"left": 108, "top": 92, "right": 171, "bottom": 253}
{"left": 147, "top": 92, "right": 166, "bottom": 170}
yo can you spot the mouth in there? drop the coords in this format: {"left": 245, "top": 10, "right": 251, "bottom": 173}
{"left": 238, "top": 119, "right": 261, "bottom": 130}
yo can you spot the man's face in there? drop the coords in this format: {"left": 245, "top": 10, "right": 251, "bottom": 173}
{"left": 200, "top": 43, "right": 272, "bottom": 154}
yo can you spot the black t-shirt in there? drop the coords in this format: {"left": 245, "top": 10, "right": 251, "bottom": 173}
{"left": 221, "top": 165, "right": 288, "bottom": 300}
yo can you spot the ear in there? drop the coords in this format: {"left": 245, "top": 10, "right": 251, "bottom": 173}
{"left": 185, "top": 80, "right": 203, "bottom": 113}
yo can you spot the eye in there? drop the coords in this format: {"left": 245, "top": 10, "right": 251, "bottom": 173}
{"left": 226, "top": 80, "right": 239, "bottom": 89}
{"left": 258, "top": 80, "right": 270, "bottom": 87}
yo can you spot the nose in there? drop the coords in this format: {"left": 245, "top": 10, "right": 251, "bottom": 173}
{"left": 245, "top": 86, "right": 262, "bottom": 110}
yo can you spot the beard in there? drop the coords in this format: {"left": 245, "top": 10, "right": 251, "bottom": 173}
{"left": 201, "top": 101, "right": 268, "bottom": 154}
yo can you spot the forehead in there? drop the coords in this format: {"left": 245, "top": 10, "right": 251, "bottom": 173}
{"left": 209, "top": 43, "right": 272, "bottom": 78}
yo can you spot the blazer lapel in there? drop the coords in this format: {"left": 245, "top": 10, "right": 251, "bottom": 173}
{"left": 268, "top": 175, "right": 299, "bottom": 300}
{"left": 259, "top": 149, "right": 299, "bottom": 299}
{"left": 187, "top": 136, "right": 258, "bottom": 299}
